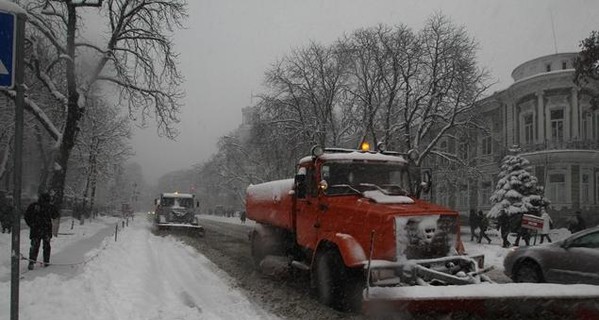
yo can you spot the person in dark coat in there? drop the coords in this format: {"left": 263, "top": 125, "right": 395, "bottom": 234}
{"left": 498, "top": 213, "right": 511, "bottom": 248}
{"left": 513, "top": 213, "right": 530, "bottom": 246}
{"left": 568, "top": 211, "right": 587, "bottom": 233}
{"left": 24, "top": 193, "right": 60, "bottom": 270}
{"left": 477, "top": 210, "right": 492, "bottom": 244}
{"left": 0, "top": 192, "right": 13, "bottom": 233}
{"left": 468, "top": 209, "right": 479, "bottom": 241}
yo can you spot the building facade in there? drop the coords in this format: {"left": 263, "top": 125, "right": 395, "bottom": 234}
{"left": 434, "top": 53, "right": 599, "bottom": 227}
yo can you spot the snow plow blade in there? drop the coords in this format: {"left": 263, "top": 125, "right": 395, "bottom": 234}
{"left": 154, "top": 223, "right": 205, "bottom": 237}
{"left": 363, "top": 283, "right": 599, "bottom": 319}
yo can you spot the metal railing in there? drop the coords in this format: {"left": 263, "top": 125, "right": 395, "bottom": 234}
{"left": 520, "top": 139, "right": 599, "bottom": 152}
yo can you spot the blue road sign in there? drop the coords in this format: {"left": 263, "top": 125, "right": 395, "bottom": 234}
{"left": 0, "top": 10, "right": 16, "bottom": 89}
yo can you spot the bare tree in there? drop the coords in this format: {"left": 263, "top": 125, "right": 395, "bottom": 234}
{"left": 261, "top": 41, "right": 350, "bottom": 147}
{"left": 1, "top": 0, "right": 186, "bottom": 211}
{"left": 340, "top": 24, "right": 416, "bottom": 148}
{"left": 70, "top": 93, "right": 132, "bottom": 216}
{"left": 395, "top": 14, "right": 491, "bottom": 167}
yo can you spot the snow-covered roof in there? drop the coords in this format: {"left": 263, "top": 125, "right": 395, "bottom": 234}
{"left": 300, "top": 151, "right": 407, "bottom": 164}
{"left": 0, "top": 0, "right": 26, "bottom": 15}
{"left": 161, "top": 193, "right": 193, "bottom": 198}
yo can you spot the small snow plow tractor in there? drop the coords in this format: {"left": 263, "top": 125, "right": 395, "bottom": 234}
{"left": 153, "top": 192, "right": 205, "bottom": 237}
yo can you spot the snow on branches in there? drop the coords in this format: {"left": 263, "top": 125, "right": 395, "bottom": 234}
{"left": 487, "top": 148, "right": 548, "bottom": 218}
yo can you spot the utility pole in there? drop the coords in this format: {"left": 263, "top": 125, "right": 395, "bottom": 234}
{"left": 1, "top": 1, "right": 27, "bottom": 319}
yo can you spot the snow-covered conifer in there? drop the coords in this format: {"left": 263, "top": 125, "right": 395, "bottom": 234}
{"left": 487, "top": 146, "right": 549, "bottom": 218}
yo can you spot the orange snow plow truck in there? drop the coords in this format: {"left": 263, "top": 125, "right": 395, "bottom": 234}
{"left": 246, "top": 146, "right": 599, "bottom": 318}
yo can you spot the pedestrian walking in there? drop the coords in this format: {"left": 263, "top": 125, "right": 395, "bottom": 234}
{"left": 468, "top": 208, "right": 479, "bottom": 241}
{"left": 24, "top": 193, "right": 60, "bottom": 270}
{"left": 498, "top": 213, "right": 511, "bottom": 248}
{"left": 477, "top": 210, "right": 491, "bottom": 244}
{"left": 539, "top": 209, "right": 553, "bottom": 244}
{"left": 513, "top": 213, "right": 531, "bottom": 246}
{"left": 0, "top": 192, "right": 12, "bottom": 234}
{"left": 240, "top": 211, "right": 247, "bottom": 224}
{"left": 568, "top": 210, "right": 586, "bottom": 233}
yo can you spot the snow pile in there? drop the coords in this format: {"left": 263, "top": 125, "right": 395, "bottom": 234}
{"left": 368, "top": 282, "right": 599, "bottom": 299}
{"left": 0, "top": 216, "right": 119, "bottom": 279}
{"left": 0, "top": 215, "right": 277, "bottom": 320}
{"left": 198, "top": 214, "right": 256, "bottom": 226}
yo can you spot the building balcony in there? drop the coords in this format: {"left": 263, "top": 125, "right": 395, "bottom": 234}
{"left": 520, "top": 139, "right": 599, "bottom": 153}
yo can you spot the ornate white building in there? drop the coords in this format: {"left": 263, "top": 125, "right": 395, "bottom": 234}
{"left": 435, "top": 53, "right": 599, "bottom": 227}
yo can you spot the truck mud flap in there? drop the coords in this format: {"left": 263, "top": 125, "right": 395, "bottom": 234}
{"left": 154, "top": 223, "right": 205, "bottom": 237}
{"left": 363, "top": 283, "right": 599, "bottom": 319}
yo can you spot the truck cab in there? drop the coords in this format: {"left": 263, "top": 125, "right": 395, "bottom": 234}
{"left": 155, "top": 192, "right": 198, "bottom": 225}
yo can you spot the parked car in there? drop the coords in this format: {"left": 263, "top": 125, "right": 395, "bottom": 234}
{"left": 503, "top": 226, "right": 599, "bottom": 284}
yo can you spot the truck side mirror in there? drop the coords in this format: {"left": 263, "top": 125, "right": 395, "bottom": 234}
{"left": 295, "top": 173, "right": 306, "bottom": 198}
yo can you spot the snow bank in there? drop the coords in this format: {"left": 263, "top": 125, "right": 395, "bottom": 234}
{"left": 0, "top": 215, "right": 277, "bottom": 320}
{"left": 367, "top": 282, "right": 599, "bottom": 299}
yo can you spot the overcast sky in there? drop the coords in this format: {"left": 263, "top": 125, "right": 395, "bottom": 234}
{"left": 129, "top": 0, "right": 599, "bottom": 184}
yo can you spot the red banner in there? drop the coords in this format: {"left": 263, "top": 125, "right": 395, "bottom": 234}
{"left": 521, "top": 214, "right": 544, "bottom": 231}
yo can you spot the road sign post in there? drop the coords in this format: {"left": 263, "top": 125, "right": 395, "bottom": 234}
{"left": 1, "top": 1, "right": 27, "bottom": 320}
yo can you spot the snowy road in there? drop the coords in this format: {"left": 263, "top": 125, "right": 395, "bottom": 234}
{"left": 0, "top": 215, "right": 278, "bottom": 320}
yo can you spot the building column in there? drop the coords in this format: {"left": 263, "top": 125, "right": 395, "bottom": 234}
{"left": 536, "top": 90, "right": 545, "bottom": 143}
{"left": 571, "top": 87, "right": 579, "bottom": 139}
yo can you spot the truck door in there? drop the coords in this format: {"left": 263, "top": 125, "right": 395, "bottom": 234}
{"left": 295, "top": 165, "right": 320, "bottom": 249}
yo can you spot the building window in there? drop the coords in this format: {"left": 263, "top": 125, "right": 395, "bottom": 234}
{"left": 457, "top": 183, "right": 468, "bottom": 208}
{"left": 562, "top": 61, "right": 567, "bottom": 70}
{"left": 581, "top": 173, "right": 590, "bottom": 205}
{"left": 438, "top": 184, "right": 449, "bottom": 207}
{"left": 523, "top": 114, "right": 534, "bottom": 144}
{"left": 550, "top": 109, "right": 564, "bottom": 141}
{"left": 582, "top": 114, "right": 590, "bottom": 140}
{"left": 481, "top": 136, "right": 492, "bottom": 155}
{"left": 546, "top": 63, "right": 551, "bottom": 72}
{"left": 480, "top": 181, "right": 492, "bottom": 205}
{"left": 548, "top": 173, "right": 566, "bottom": 203}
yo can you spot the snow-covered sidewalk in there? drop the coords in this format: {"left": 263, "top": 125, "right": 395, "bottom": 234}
{"left": 0, "top": 214, "right": 278, "bottom": 320}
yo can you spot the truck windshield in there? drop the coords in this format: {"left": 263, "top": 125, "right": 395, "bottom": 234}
{"left": 321, "top": 161, "right": 411, "bottom": 196}
{"left": 162, "top": 197, "right": 193, "bottom": 208}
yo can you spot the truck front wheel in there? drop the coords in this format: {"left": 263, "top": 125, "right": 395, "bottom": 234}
{"left": 314, "top": 249, "right": 363, "bottom": 311}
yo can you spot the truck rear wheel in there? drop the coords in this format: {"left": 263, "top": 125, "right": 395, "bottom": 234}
{"left": 314, "top": 249, "right": 363, "bottom": 312}
{"left": 251, "top": 232, "right": 266, "bottom": 269}
{"left": 250, "top": 225, "right": 288, "bottom": 271}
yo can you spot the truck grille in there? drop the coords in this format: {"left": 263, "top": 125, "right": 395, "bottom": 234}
{"left": 395, "top": 215, "right": 459, "bottom": 261}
